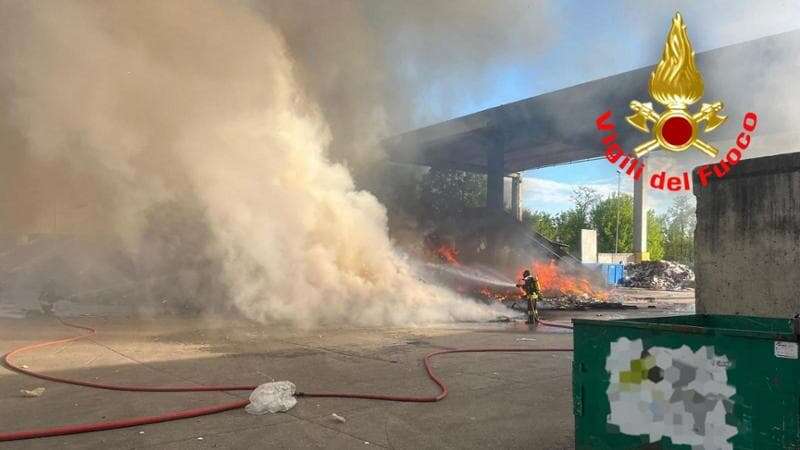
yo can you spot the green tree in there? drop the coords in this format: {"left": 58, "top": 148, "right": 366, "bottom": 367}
{"left": 662, "top": 195, "right": 696, "bottom": 264}
{"left": 522, "top": 209, "right": 558, "bottom": 241}
{"left": 554, "top": 187, "right": 600, "bottom": 252}
{"left": 647, "top": 211, "right": 665, "bottom": 260}
{"left": 572, "top": 186, "right": 601, "bottom": 217}
{"left": 590, "top": 194, "right": 633, "bottom": 254}
{"left": 588, "top": 194, "right": 664, "bottom": 260}
{"left": 418, "top": 168, "right": 486, "bottom": 219}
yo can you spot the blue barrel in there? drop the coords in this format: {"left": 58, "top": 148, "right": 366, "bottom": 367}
{"left": 599, "top": 263, "right": 625, "bottom": 286}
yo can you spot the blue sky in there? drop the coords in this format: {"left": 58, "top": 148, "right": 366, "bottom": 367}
{"left": 403, "top": 0, "right": 800, "bottom": 214}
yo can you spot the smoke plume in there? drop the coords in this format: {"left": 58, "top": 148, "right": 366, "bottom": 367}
{"left": 0, "top": 0, "right": 517, "bottom": 326}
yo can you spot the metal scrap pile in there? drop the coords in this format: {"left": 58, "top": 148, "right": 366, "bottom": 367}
{"left": 622, "top": 261, "right": 694, "bottom": 290}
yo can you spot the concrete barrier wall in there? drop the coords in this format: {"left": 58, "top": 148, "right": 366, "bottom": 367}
{"left": 693, "top": 152, "right": 800, "bottom": 318}
{"left": 597, "top": 253, "right": 635, "bottom": 264}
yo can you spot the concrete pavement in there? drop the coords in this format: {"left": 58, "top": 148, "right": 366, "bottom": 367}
{"left": 0, "top": 292, "right": 691, "bottom": 449}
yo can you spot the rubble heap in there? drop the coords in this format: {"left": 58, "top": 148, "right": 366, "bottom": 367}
{"left": 622, "top": 260, "right": 694, "bottom": 290}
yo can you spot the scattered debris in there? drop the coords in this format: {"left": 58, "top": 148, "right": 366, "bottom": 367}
{"left": 541, "top": 296, "right": 600, "bottom": 309}
{"left": 623, "top": 261, "right": 695, "bottom": 290}
{"left": 20, "top": 387, "right": 45, "bottom": 397}
{"left": 491, "top": 316, "right": 512, "bottom": 322}
{"left": 506, "top": 298, "right": 635, "bottom": 311}
{"left": 331, "top": 413, "right": 346, "bottom": 423}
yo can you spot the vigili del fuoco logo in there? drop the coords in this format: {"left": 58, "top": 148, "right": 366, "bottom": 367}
{"left": 595, "top": 13, "right": 758, "bottom": 191}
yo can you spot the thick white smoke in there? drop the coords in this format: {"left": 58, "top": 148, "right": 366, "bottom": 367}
{"left": 0, "top": 1, "right": 500, "bottom": 326}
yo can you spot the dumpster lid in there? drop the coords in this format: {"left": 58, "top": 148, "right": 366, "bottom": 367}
{"left": 572, "top": 314, "right": 798, "bottom": 341}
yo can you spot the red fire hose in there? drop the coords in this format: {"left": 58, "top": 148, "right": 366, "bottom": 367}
{"left": 0, "top": 318, "right": 573, "bottom": 442}
{"left": 537, "top": 319, "right": 575, "bottom": 331}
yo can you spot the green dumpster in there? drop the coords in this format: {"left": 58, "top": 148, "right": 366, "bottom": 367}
{"left": 572, "top": 315, "right": 800, "bottom": 449}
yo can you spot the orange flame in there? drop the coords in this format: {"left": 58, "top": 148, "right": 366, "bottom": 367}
{"left": 530, "top": 260, "right": 608, "bottom": 300}
{"left": 435, "top": 244, "right": 460, "bottom": 266}
{"left": 478, "top": 286, "right": 521, "bottom": 302}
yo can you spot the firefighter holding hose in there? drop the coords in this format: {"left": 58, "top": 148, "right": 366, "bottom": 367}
{"left": 517, "top": 270, "right": 541, "bottom": 324}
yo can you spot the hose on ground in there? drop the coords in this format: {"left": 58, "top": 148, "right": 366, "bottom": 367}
{"left": 537, "top": 319, "right": 574, "bottom": 330}
{"left": 0, "top": 318, "right": 573, "bottom": 442}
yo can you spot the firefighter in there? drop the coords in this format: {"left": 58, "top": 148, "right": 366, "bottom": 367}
{"left": 38, "top": 279, "right": 59, "bottom": 316}
{"left": 516, "top": 270, "right": 541, "bottom": 324}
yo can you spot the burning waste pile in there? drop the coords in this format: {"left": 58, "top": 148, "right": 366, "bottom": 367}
{"left": 622, "top": 261, "right": 695, "bottom": 290}
{"left": 533, "top": 261, "right": 609, "bottom": 301}
{"left": 425, "top": 240, "right": 610, "bottom": 310}
{"left": 426, "top": 243, "right": 522, "bottom": 302}
{"left": 508, "top": 260, "right": 611, "bottom": 311}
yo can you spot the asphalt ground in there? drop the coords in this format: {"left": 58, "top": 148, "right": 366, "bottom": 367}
{"left": 0, "top": 288, "right": 692, "bottom": 449}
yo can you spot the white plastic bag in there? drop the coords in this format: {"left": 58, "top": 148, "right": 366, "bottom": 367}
{"left": 245, "top": 381, "right": 297, "bottom": 415}
{"left": 20, "top": 387, "right": 46, "bottom": 398}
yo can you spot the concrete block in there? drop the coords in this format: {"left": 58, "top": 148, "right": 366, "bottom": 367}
{"left": 693, "top": 152, "right": 800, "bottom": 318}
{"left": 579, "top": 229, "right": 597, "bottom": 264}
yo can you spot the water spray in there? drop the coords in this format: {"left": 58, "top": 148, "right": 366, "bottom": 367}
{"left": 423, "top": 262, "right": 518, "bottom": 289}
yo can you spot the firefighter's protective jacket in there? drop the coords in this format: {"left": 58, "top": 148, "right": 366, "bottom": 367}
{"left": 519, "top": 275, "right": 540, "bottom": 299}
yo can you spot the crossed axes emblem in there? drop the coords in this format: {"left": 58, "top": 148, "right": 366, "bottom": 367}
{"left": 626, "top": 100, "right": 727, "bottom": 157}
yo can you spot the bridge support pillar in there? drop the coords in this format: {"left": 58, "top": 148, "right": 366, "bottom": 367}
{"left": 510, "top": 173, "right": 522, "bottom": 221}
{"left": 487, "top": 150, "right": 504, "bottom": 211}
{"left": 633, "top": 171, "right": 649, "bottom": 261}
